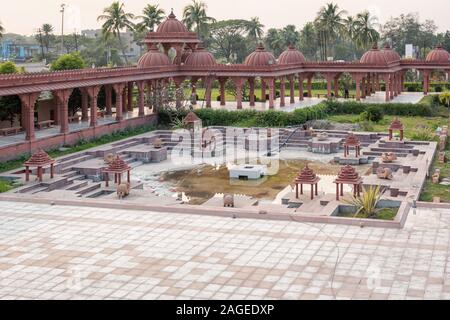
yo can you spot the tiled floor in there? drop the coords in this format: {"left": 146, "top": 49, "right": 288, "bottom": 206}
{"left": 0, "top": 200, "right": 449, "bottom": 300}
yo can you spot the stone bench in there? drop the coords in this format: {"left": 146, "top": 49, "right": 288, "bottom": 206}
{"left": 0, "top": 126, "right": 21, "bottom": 136}
{"left": 36, "top": 120, "right": 54, "bottom": 130}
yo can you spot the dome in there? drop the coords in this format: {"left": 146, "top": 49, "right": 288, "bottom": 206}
{"left": 156, "top": 10, "right": 189, "bottom": 33}
{"left": 278, "top": 45, "right": 306, "bottom": 64}
{"left": 245, "top": 44, "right": 277, "bottom": 67}
{"left": 184, "top": 45, "right": 216, "bottom": 66}
{"left": 360, "top": 44, "right": 388, "bottom": 65}
{"left": 137, "top": 45, "right": 171, "bottom": 68}
{"left": 382, "top": 44, "right": 401, "bottom": 63}
{"left": 426, "top": 45, "right": 450, "bottom": 63}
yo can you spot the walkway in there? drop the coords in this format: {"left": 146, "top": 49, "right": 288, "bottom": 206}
{"left": 0, "top": 200, "right": 448, "bottom": 300}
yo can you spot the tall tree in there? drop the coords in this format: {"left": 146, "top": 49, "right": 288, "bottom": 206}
{"left": 281, "top": 25, "right": 300, "bottom": 46}
{"left": 137, "top": 4, "right": 165, "bottom": 32}
{"left": 97, "top": 1, "right": 135, "bottom": 65}
{"left": 353, "top": 11, "right": 380, "bottom": 50}
{"left": 42, "top": 23, "right": 55, "bottom": 54}
{"left": 0, "top": 62, "right": 21, "bottom": 127}
{"left": 182, "top": 0, "right": 216, "bottom": 38}
{"left": 264, "top": 28, "right": 284, "bottom": 56}
{"left": 299, "top": 22, "right": 319, "bottom": 60}
{"left": 245, "top": 17, "right": 265, "bottom": 40}
{"left": 314, "top": 2, "right": 347, "bottom": 60}
{"left": 209, "top": 20, "right": 250, "bottom": 63}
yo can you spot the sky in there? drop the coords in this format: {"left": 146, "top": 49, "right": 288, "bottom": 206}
{"left": 0, "top": 0, "right": 449, "bottom": 36}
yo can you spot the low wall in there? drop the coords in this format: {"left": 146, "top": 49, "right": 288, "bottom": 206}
{"left": 0, "top": 114, "right": 158, "bottom": 162}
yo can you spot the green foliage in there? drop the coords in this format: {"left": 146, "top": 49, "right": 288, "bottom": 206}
{"left": 0, "top": 180, "right": 12, "bottom": 193}
{"left": 411, "top": 127, "right": 437, "bottom": 141}
{"left": 50, "top": 52, "right": 85, "bottom": 71}
{"left": 0, "top": 61, "right": 19, "bottom": 74}
{"left": 360, "top": 106, "right": 384, "bottom": 123}
{"left": 439, "top": 92, "right": 450, "bottom": 107}
{"left": 344, "top": 185, "right": 382, "bottom": 219}
{"left": 325, "top": 100, "right": 434, "bottom": 117}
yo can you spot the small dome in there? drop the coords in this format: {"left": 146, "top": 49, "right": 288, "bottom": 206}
{"left": 156, "top": 10, "right": 189, "bottom": 33}
{"left": 426, "top": 45, "right": 450, "bottom": 63}
{"left": 360, "top": 44, "right": 388, "bottom": 65}
{"left": 382, "top": 44, "right": 401, "bottom": 63}
{"left": 245, "top": 44, "right": 277, "bottom": 67}
{"left": 278, "top": 45, "right": 306, "bottom": 64}
{"left": 184, "top": 45, "right": 216, "bottom": 66}
{"left": 137, "top": 45, "right": 171, "bottom": 68}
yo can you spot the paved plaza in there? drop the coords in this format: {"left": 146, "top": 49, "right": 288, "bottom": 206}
{"left": 0, "top": 200, "right": 449, "bottom": 300}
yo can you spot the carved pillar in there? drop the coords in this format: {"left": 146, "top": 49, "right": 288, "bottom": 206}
{"left": 81, "top": 90, "right": 89, "bottom": 122}
{"left": 19, "top": 93, "right": 40, "bottom": 141}
{"left": 280, "top": 77, "right": 286, "bottom": 107}
{"left": 54, "top": 89, "right": 73, "bottom": 134}
{"left": 334, "top": 77, "right": 339, "bottom": 98}
{"left": 384, "top": 74, "right": 391, "bottom": 102}
{"left": 205, "top": 76, "right": 213, "bottom": 108}
{"left": 136, "top": 81, "right": 146, "bottom": 117}
{"left": 105, "top": 85, "right": 112, "bottom": 115}
{"left": 261, "top": 79, "right": 267, "bottom": 102}
{"left": 326, "top": 74, "right": 333, "bottom": 99}
{"left": 265, "top": 78, "right": 275, "bottom": 109}
{"left": 122, "top": 86, "right": 127, "bottom": 113}
{"left": 307, "top": 76, "right": 313, "bottom": 98}
{"left": 173, "top": 76, "right": 185, "bottom": 109}
{"left": 233, "top": 77, "right": 244, "bottom": 109}
{"left": 361, "top": 77, "right": 366, "bottom": 99}
{"left": 219, "top": 78, "right": 227, "bottom": 106}
{"left": 113, "top": 83, "right": 126, "bottom": 122}
{"left": 298, "top": 74, "right": 304, "bottom": 101}
{"left": 249, "top": 78, "right": 256, "bottom": 107}
{"left": 127, "top": 82, "right": 134, "bottom": 112}
{"left": 352, "top": 74, "right": 363, "bottom": 102}
{"left": 85, "top": 86, "right": 100, "bottom": 127}
{"left": 422, "top": 70, "right": 430, "bottom": 95}
{"left": 289, "top": 75, "right": 295, "bottom": 104}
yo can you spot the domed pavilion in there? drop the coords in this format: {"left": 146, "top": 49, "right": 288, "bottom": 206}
{"left": 293, "top": 165, "right": 321, "bottom": 200}
{"left": 334, "top": 165, "right": 362, "bottom": 201}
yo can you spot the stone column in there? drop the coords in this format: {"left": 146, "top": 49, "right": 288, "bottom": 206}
{"left": 233, "top": 78, "right": 244, "bottom": 109}
{"left": 249, "top": 78, "right": 256, "bottom": 107}
{"left": 266, "top": 78, "right": 275, "bottom": 109}
{"left": 384, "top": 74, "right": 391, "bottom": 102}
{"left": 261, "top": 79, "right": 267, "bottom": 102}
{"left": 422, "top": 70, "right": 430, "bottom": 95}
{"left": 289, "top": 76, "right": 295, "bottom": 104}
{"left": 122, "top": 86, "right": 127, "bottom": 113}
{"left": 147, "top": 81, "right": 153, "bottom": 111}
{"left": 280, "top": 77, "right": 286, "bottom": 107}
{"left": 81, "top": 90, "right": 89, "bottom": 122}
{"left": 127, "top": 82, "right": 134, "bottom": 112}
{"left": 173, "top": 77, "right": 185, "bottom": 109}
{"left": 307, "top": 76, "right": 313, "bottom": 98}
{"left": 361, "top": 77, "right": 366, "bottom": 99}
{"left": 219, "top": 78, "right": 227, "bottom": 106}
{"left": 205, "top": 77, "right": 213, "bottom": 108}
{"left": 334, "top": 77, "right": 339, "bottom": 98}
{"left": 352, "top": 74, "right": 363, "bottom": 102}
{"left": 19, "top": 93, "right": 40, "bottom": 141}
{"left": 113, "top": 84, "right": 125, "bottom": 122}
{"left": 390, "top": 74, "right": 395, "bottom": 100}
{"left": 86, "top": 86, "right": 100, "bottom": 127}
{"left": 53, "top": 96, "right": 60, "bottom": 126}
{"left": 326, "top": 74, "right": 333, "bottom": 99}
{"left": 190, "top": 78, "right": 198, "bottom": 105}
{"left": 136, "top": 81, "right": 146, "bottom": 117}
{"left": 105, "top": 85, "right": 112, "bottom": 115}
{"left": 298, "top": 74, "right": 304, "bottom": 101}
{"left": 54, "top": 89, "right": 73, "bottom": 134}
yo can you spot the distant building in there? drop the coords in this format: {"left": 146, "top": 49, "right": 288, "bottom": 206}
{"left": 81, "top": 29, "right": 142, "bottom": 61}
{"left": 1, "top": 39, "right": 40, "bottom": 62}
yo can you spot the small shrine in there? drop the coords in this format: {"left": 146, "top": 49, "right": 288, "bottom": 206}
{"left": 293, "top": 165, "right": 321, "bottom": 200}
{"left": 389, "top": 118, "right": 404, "bottom": 141}
{"left": 103, "top": 155, "right": 131, "bottom": 187}
{"left": 343, "top": 133, "right": 361, "bottom": 158}
{"left": 334, "top": 165, "right": 362, "bottom": 201}
{"left": 24, "top": 149, "right": 55, "bottom": 182}
{"left": 182, "top": 112, "right": 202, "bottom": 131}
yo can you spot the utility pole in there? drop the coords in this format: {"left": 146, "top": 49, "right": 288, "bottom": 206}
{"left": 60, "top": 3, "right": 66, "bottom": 55}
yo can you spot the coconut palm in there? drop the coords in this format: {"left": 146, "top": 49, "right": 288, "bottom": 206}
{"left": 0, "top": 20, "right": 4, "bottom": 39}
{"left": 182, "top": 0, "right": 216, "bottom": 37}
{"left": 314, "top": 2, "right": 347, "bottom": 60}
{"left": 245, "top": 17, "right": 265, "bottom": 40}
{"left": 137, "top": 4, "right": 165, "bottom": 32}
{"left": 41, "top": 24, "right": 54, "bottom": 54}
{"left": 97, "top": 1, "right": 135, "bottom": 65}
{"left": 353, "top": 11, "right": 380, "bottom": 50}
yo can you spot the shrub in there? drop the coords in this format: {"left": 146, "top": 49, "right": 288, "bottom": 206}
{"left": 439, "top": 92, "right": 450, "bottom": 107}
{"left": 434, "top": 86, "right": 443, "bottom": 93}
{"left": 411, "top": 127, "right": 436, "bottom": 141}
{"left": 360, "top": 106, "right": 384, "bottom": 123}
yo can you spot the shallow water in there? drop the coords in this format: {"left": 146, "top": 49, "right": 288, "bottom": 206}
{"left": 162, "top": 159, "right": 371, "bottom": 205}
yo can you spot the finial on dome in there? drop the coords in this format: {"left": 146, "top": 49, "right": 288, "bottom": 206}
{"left": 372, "top": 43, "right": 378, "bottom": 50}
{"left": 169, "top": 8, "right": 176, "bottom": 18}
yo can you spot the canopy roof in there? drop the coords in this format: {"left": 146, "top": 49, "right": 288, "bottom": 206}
{"left": 294, "top": 165, "right": 320, "bottom": 184}
{"left": 344, "top": 133, "right": 361, "bottom": 146}
{"left": 103, "top": 155, "right": 131, "bottom": 174}
{"left": 335, "top": 165, "right": 362, "bottom": 184}
{"left": 24, "top": 149, "right": 55, "bottom": 167}
{"left": 389, "top": 118, "right": 404, "bottom": 130}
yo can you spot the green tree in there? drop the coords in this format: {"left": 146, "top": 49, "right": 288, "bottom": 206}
{"left": 0, "top": 61, "right": 21, "bottom": 127}
{"left": 314, "top": 2, "right": 347, "bottom": 60}
{"left": 42, "top": 24, "right": 55, "bottom": 54}
{"left": 50, "top": 52, "right": 85, "bottom": 71}
{"left": 209, "top": 20, "right": 250, "bottom": 63}
{"left": 0, "top": 20, "right": 4, "bottom": 38}
{"left": 245, "top": 17, "right": 265, "bottom": 40}
{"left": 264, "top": 28, "right": 284, "bottom": 56}
{"left": 281, "top": 25, "right": 300, "bottom": 46}
{"left": 353, "top": 11, "right": 380, "bottom": 50}
{"left": 137, "top": 4, "right": 165, "bottom": 32}
{"left": 97, "top": 1, "right": 135, "bottom": 65}
{"left": 299, "top": 22, "right": 318, "bottom": 60}
{"left": 182, "top": 0, "right": 216, "bottom": 38}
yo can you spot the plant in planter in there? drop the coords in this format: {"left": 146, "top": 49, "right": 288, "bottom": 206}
{"left": 344, "top": 185, "right": 382, "bottom": 219}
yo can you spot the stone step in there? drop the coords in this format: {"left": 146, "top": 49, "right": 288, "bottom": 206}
{"left": 65, "top": 181, "right": 88, "bottom": 191}
{"left": 76, "top": 183, "right": 101, "bottom": 196}
{"left": 31, "top": 186, "right": 49, "bottom": 194}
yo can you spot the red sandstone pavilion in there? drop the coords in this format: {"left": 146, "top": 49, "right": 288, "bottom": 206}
{"left": 0, "top": 11, "right": 449, "bottom": 159}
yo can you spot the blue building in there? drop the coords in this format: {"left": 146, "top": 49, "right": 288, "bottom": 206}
{"left": 1, "top": 40, "right": 40, "bottom": 62}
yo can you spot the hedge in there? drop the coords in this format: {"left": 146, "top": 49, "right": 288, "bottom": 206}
{"left": 158, "top": 98, "right": 437, "bottom": 129}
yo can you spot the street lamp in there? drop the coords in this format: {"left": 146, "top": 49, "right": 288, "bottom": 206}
{"left": 60, "top": 3, "right": 66, "bottom": 55}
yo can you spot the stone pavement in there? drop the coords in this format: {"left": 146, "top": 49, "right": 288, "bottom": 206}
{"left": 0, "top": 200, "right": 449, "bottom": 300}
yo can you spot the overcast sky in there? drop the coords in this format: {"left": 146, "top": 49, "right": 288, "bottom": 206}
{"left": 1, "top": 0, "right": 449, "bottom": 35}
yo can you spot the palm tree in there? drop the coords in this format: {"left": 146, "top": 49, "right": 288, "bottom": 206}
{"left": 97, "top": 1, "right": 135, "bottom": 65}
{"left": 314, "top": 2, "right": 347, "bottom": 60}
{"left": 353, "top": 11, "right": 380, "bottom": 50}
{"left": 344, "top": 16, "right": 358, "bottom": 60}
{"left": 281, "top": 25, "right": 300, "bottom": 46}
{"left": 0, "top": 20, "right": 4, "bottom": 39}
{"left": 264, "top": 28, "right": 284, "bottom": 56}
{"left": 182, "top": 0, "right": 216, "bottom": 37}
{"left": 245, "top": 17, "right": 264, "bottom": 40}
{"left": 41, "top": 24, "right": 54, "bottom": 54}
{"left": 137, "top": 4, "right": 165, "bottom": 32}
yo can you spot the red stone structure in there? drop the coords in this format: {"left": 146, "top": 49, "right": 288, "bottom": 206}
{"left": 0, "top": 11, "right": 449, "bottom": 160}
{"left": 334, "top": 165, "right": 363, "bottom": 201}
{"left": 182, "top": 112, "right": 202, "bottom": 129}
{"left": 389, "top": 118, "right": 404, "bottom": 141}
{"left": 103, "top": 155, "right": 131, "bottom": 187}
{"left": 293, "top": 165, "right": 321, "bottom": 200}
{"left": 24, "top": 149, "right": 55, "bottom": 182}
{"left": 343, "top": 133, "right": 361, "bottom": 158}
